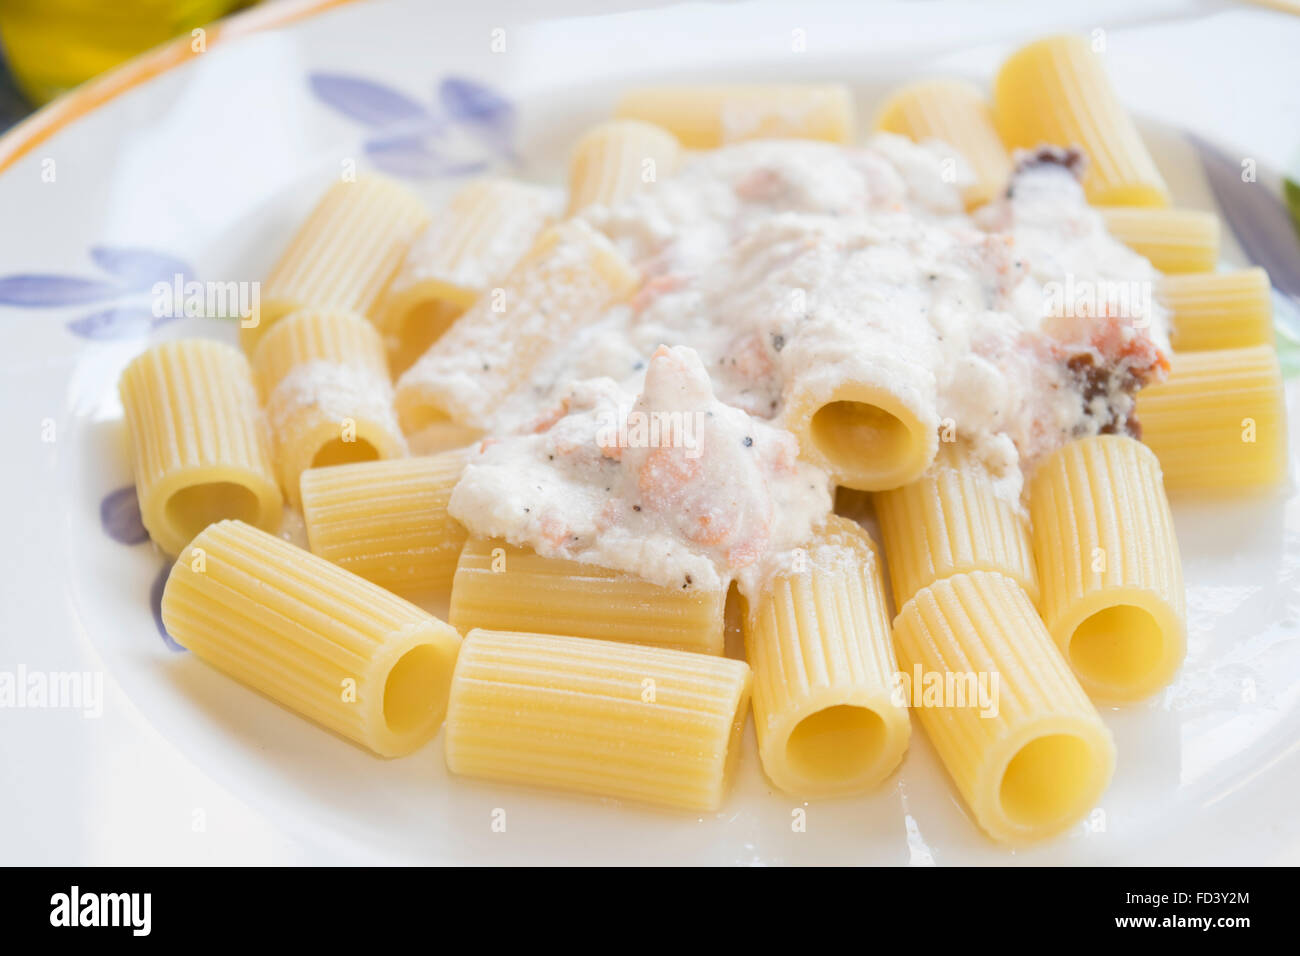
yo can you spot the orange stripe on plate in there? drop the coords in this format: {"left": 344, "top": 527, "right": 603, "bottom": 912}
{"left": 0, "top": 0, "right": 360, "bottom": 176}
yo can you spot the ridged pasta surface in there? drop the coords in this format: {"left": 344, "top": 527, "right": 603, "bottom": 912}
{"left": 995, "top": 35, "right": 1168, "bottom": 206}
{"left": 451, "top": 538, "right": 725, "bottom": 655}
{"left": 161, "top": 520, "right": 461, "bottom": 756}
{"left": 1101, "top": 207, "right": 1219, "bottom": 274}
{"left": 876, "top": 78, "right": 1010, "bottom": 208}
{"left": 395, "top": 219, "right": 638, "bottom": 431}
{"left": 616, "top": 84, "right": 854, "bottom": 148}
{"left": 247, "top": 175, "right": 429, "bottom": 351}
{"left": 1029, "top": 435, "right": 1185, "bottom": 700}
{"left": 379, "top": 179, "right": 556, "bottom": 374}
{"left": 254, "top": 309, "right": 406, "bottom": 505}
{"left": 1160, "top": 268, "right": 1273, "bottom": 351}
{"left": 301, "top": 448, "right": 470, "bottom": 597}
{"left": 444, "top": 629, "right": 751, "bottom": 811}
{"left": 744, "top": 517, "right": 910, "bottom": 796}
{"left": 119, "top": 338, "right": 281, "bottom": 555}
{"left": 1136, "top": 345, "right": 1286, "bottom": 491}
{"left": 567, "top": 119, "right": 681, "bottom": 214}
{"left": 875, "top": 443, "right": 1038, "bottom": 609}
{"left": 893, "top": 571, "right": 1115, "bottom": 843}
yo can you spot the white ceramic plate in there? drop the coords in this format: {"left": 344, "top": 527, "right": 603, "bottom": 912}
{"left": 2, "top": 0, "right": 1299, "bottom": 865}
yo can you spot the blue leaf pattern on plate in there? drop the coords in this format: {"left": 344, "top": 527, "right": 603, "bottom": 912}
{"left": 67, "top": 305, "right": 157, "bottom": 340}
{"left": 100, "top": 486, "right": 149, "bottom": 545}
{"left": 0, "top": 246, "right": 194, "bottom": 341}
{"left": 433, "top": 159, "right": 492, "bottom": 177}
{"left": 366, "top": 137, "right": 488, "bottom": 179}
{"left": 89, "top": 246, "right": 191, "bottom": 289}
{"left": 1190, "top": 134, "right": 1300, "bottom": 302}
{"left": 438, "top": 76, "right": 514, "bottom": 140}
{"left": 311, "top": 71, "right": 516, "bottom": 178}
{"left": 0, "top": 274, "right": 123, "bottom": 307}
{"left": 151, "top": 563, "right": 185, "bottom": 652}
{"left": 438, "top": 77, "right": 516, "bottom": 160}
{"left": 309, "top": 72, "right": 433, "bottom": 127}
{"left": 364, "top": 137, "right": 448, "bottom": 178}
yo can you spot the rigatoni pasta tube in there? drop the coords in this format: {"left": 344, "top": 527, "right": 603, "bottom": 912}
{"left": 1160, "top": 268, "right": 1273, "bottom": 351}
{"left": 252, "top": 309, "right": 406, "bottom": 506}
{"left": 615, "top": 84, "right": 854, "bottom": 149}
{"left": 743, "top": 518, "right": 910, "bottom": 797}
{"left": 300, "top": 448, "right": 470, "bottom": 597}
{"left": 395, "top": 219, "right": 638, "bottom": 432}
{"left": 379, "top": 179, "right": 556, "bottom": 374}
{"left": 161, "top": 520, "right": 462, "bottom": 757}
{"left": 246, "top": 175, "right": 430, "bottom": 352}
{"left": 892, "top": 571, "right": 1115, "bottom": 844}
{"left": 1136, "top": 345, "right": 1286, "bottom": 491}
{"left": 994, "top": 35, "right": 1168, "bottom": 207}
{"left": 875, "top": 79, "right": 1011, "bottom": 208}
{"left": 783, "top": 357, "right": 938, "bottom": 491}
{"left": 875, "top": 442, "right": 1038, "bottom": 609}
{"left": 384, "top": 300, "right": 461, "bottom": 380}
{"left": 450, "top": 538, "right": 725, "bottom": 655}
{"left": 1100, "top": 207, "right": 1220, "bottom": 274}
{"left": 119, "top": 339, "right": 282, "bottom": 556}
{"left": 566, "top": 119, "right": 681, "bottom": 215}
{"left": 1029, "top": 436, "right": 1185, "bottom": 701}
{"left": 444, "top": 629, "right": 751, "bottom": 811}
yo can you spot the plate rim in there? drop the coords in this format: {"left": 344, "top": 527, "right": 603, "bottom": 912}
{"left": 3, "top": 1, "right": 1299, "bottom": 865}
{"left": 0, "top": 0, "right": 360, "bottom": 177}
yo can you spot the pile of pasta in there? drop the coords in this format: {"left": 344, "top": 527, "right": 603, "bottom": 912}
{"left": 117, "top": 35, "right": 1287, "bottom": 845}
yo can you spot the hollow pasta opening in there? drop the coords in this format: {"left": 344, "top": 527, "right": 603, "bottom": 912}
{"left": 383, "top": 643, "right": 448, "bottom": 737}
{"left": 785, "top": 705, "right": 887, "bottom": 783}
{"left": 311, "top": 437, "right": 379, "bottom": 469}
{"left": 1068, "top": 604, "right": 1164, "bottom": 691}
{"left": 998, "top": 733, "right": 1094, "bottom": 828}
{"left": 810, "top": 401, "right": 912, "bottom": 479}
{"left": 398, "top": 400, "right": 452, "bottom": 435}
{"left": 165, "top": 481, "right": 261, "bottom": 546}
{"left": 390, "top": 301, "right": 460, "bottom": 376}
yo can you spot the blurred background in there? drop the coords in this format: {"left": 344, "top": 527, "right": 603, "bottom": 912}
{"left": 0, "top": 0, "right": 1295, "bottom": 135}
{"left": 0, "top": 0, "right": 252, "bottom": 130}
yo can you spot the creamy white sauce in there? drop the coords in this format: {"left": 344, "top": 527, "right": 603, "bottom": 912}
{"left": 449, "top": 345, "right": 830, "bottom": 591}
{"left": 449, "top": 135, "right": 1169, "bottom": 594}
{"left": 269, "top": 360, "right": 401, "bottom": 441}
